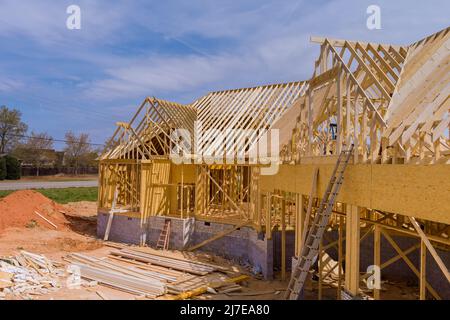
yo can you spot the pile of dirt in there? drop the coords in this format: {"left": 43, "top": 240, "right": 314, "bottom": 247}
{"left": 63, "top": 201, "right": 97, "bottom": 218}
{"left": 0, "top": 190, "right": 69, "bottom": 233}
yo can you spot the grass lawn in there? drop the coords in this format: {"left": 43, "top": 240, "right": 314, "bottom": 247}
{"left": 0, "top": 187, "right": 98, "bottom": 204}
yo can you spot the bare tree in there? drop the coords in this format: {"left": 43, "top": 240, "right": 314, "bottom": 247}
{"left": 64, "top": 131, "right": 92, "bottom": 175}
{"left": 0, "top": 106, "right": 28, "bottom": 153}
{"left": 13, "top": 131, "right": 56, "bottom": 176}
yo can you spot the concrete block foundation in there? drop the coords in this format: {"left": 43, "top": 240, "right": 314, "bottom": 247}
{"left": 97, "top": 213, "right": 274, "bottom": 279}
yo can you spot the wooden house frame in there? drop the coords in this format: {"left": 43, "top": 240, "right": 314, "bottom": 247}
{"left": 98, "top": 27, "right": 450, "bottom": 300}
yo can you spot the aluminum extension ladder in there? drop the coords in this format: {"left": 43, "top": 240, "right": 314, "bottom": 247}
{"left": 285, "top": 144, "right": 354, "bottom": 300}
{"left": 156, "top": 219, "right": 171, "bottom": 250}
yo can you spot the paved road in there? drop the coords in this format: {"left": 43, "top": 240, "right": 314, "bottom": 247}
{"left": 0, "top": 180, "right": 98, "bottom": 191}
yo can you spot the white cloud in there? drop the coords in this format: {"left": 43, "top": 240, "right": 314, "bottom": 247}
{"left": 0, "top": 78, "right": 23, "bottom": 92}
{"left": 0, "top": 0, "right": 130, "bottom": 46}
{"left": 84, "top": 53, "right": 249, "bottom": 100}
{"left": 83, "top": 0, "right": 450, "bottom": 103}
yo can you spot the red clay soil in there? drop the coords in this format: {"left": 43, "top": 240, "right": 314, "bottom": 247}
{"left": 0, "top": 190, "right": 69, "bottom": 233}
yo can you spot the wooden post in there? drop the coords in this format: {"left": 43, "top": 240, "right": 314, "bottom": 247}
{"left": 345, "top": 205, "right": 360, "bottom": 296}
{"left": 419, "top": 133, "right": 425, "bottom": 162}
{"left": 370, "top": 115, "right": 377, "bottom": 163}
{"left": 361, "top": 107, "right": 367, "bottom": 163}
{"left": 336, "top": 66, "right": 342, "bottom": 154}
{"left": 308, "top": 89, "right": 313, "bottom": 156}
{"left": 318, "top": 240, "right": 323, "bottom": 300}
{"left": 181, "top": 165, "right": 184, "bottom": 219}
{"left": 353, "top": 94, "right": 359, "bottom": 163}
{"left": 281, "top": 194, "right": 286, "bottom": 281}
{"left": 222, "top": 168, "right": 225, "bottom": 213}
{"left": 381, "top": 137, "right": 388, "bottom": 164}
{"left": 374, "top": 225, "right": 381, "bottom": 300}
{"left": 434, "top": 139, "right": 441, "bottom": 163}
{"left": 337, "top": 214, "right": 344, "bottom": 299}
{"left": 187, "top": 187, "right": 191, "bottom": 217}
{"left": 420, "top": 239, "right": 427, "bottom": 300}
{"left": 345, "top": 78, "right": 351, "bottom": 146}
{"left": 392, "top": 144, "right": 398, "bottom": 164}
{"left": 295, "top": 194, "right": 305, "bottom": 256}
{"left": 266, "top": 192, "right": 272, "bottom": 240}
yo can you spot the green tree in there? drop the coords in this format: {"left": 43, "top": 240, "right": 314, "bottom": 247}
{"left": 5, "top": 155, "right": 21, "bottom": 180}
{"left": 0, "top": 106, "right": 28, "bottom": 153}
{"left": 0, "top": 157, "right": 6, "bottom": 180}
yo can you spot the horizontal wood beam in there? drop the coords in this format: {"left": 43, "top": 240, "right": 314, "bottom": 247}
{"left": 310, "top": 36, "right": 405, "bottom": 52}
{"left": 260, "top": 164, "right": 450, "bottom": 225}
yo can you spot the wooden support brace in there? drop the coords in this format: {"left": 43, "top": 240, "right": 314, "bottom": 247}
{"left": 409, "top": 217, "right": 450, "bottom": 283}
{"left": 380, "top": 229, "right": 441, "bottom": 300}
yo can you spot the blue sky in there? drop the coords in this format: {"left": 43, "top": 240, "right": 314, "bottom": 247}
{"left": 0, "top": 0, "right": 448, "bottom": 149}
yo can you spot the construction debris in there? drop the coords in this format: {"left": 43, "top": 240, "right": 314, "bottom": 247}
{"left": 0, "top": 246, "right": 248, "bottom": 300}
{"left": 0, "top": 251, "right": 65, "bottom": 299}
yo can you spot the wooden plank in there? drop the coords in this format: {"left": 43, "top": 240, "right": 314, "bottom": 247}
{"left": 266, "top": 192, "right": 272, "bottom": 240}
{"left": 309, "top": 67, "right": 339, "bottom": 88}
{"left": 337, "top": 215, "right": 344, "bottom": 299}
{"left": 295, "top": 194, "right": 305, "bottom": 256}
{"left": 420, "top": 239, "right": 427, "bottom": 300}
{"left": 34, "top": 211, "right": 57, "bottom": 229}
{"left": 104, "top": 187, "right": 119, "bottom": 241}
{"left": 171, "top": 275, "right": 249, "bottom": 300}
{"left": 345, "top": 205, "right": 360, "bottom": 296}
{"left": 281, "top": 195, "right": 286, "bottom": 281}
{"left": 373, "top": 225, "right": 381, "bottom": 300}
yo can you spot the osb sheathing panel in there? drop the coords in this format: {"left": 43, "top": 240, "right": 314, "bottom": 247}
{"left": 260, "top": 164, "right": 450, "bottom": 224}
{"left": 170, "top": 164, "right": 196, "bottom": 183}
{"left": 370, "top": 165, "right": 450, "bottom": 224}
{"left": 140, "top": 160, "right": 171, "bottom": 217}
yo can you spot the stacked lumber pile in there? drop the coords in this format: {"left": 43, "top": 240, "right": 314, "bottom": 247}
{"left": 66, "top": 253, "right": 169, "bottom": 298}
{"left": 65, "top": 246, "right": 242, "bottom": 299}
{"left": 110, "top": 248, "right": 220, "bottom": 275}
{"left": 0, "top": 251, "right": 65, "bottom": 300}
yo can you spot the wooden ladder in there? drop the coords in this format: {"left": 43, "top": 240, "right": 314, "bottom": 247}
{"left": 156, "top": 219, "right": 171, "bottom": 250}
{"left": 285, "top": 144, "right": 354, "bottom": 300}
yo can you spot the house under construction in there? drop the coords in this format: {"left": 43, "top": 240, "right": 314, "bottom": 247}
{"left": 97, "top": 27, "right": 450, "bottom": 300}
